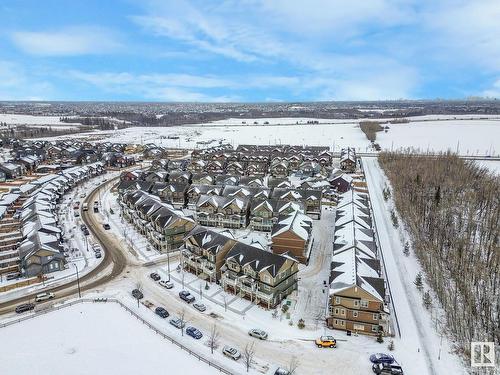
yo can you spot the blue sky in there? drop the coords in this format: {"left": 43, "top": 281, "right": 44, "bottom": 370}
{"left": 0, "top": 0, "right": 499, "bottom": 102}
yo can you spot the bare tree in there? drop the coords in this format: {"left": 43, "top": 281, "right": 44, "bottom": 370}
{"left": 179, "top": 308, "right": 188, "bottom": 337}
{"left": 207, "top": 323, "right": 220, "bottom": 354}
{"left": 134, "top": 282, "right": 143, "bottom": 308}
{"left": 287, "top": 356, "right": 300, "bottom": 375}
{"left": 242, "top": 342, "right": 256, "bottom": 372}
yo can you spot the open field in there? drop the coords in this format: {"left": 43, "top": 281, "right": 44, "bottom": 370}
{"left": 0, "top": 303, "right": 223, "bottom": 375}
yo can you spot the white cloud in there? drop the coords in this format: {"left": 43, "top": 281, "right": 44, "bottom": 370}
{"left": 482, "top": 79, "right": 500, "bottom": 98}
{"left": 11, "top": 26, "right": 121, "bottom": 56}
{"left": 0, "top": 61, "right": 54, "bottom": 100}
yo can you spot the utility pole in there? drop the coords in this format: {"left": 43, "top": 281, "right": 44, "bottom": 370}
{"left": 73, "top": 263, "right": 81, "bottom": 298}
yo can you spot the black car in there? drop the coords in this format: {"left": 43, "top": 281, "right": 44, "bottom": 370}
{"left": 155, "top": 306, "right": 169, "bottom": 318}
{"left": 372, "top": 363, "right": 404, "bottom": 375}
{"left": 131, "top": 289, "right": 144, "bottom": 299}
{"left": 80, "top": 224, "right": 88, "bottom": 231}
{"left": 179, "top": 290, "right": 195, "bottom": 303}
{"left": 15, "top": 303, "right": 35, "bottom": 314}
{"left": 103, "top": 223, "right": 111, "bottom": 230}
{"left": 150, "top": 272, "right": 161, "bottom": 281}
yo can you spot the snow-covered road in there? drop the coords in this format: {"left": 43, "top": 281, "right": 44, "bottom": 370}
{"left": 363, "top": 157, "right": 465, "bottom": 375}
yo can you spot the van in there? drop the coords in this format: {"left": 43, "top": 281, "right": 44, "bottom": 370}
{"left": 82, "top": 203, "right": 88, "bottom": 211}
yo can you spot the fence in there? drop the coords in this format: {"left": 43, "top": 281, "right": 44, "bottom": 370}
{"left": 0, "top": 298, "right": 234, "bottom": 375}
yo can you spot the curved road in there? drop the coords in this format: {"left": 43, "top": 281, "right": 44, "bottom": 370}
{"left": 0, "top": 175, "right": 127, "bottom": 314}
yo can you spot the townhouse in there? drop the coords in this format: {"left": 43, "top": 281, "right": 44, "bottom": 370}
{"left": 326, "top": 190, "right": 389, "bottom": 336}
{"left": 221, "top": 242, "right": 299, "bottom": 309}
{"left": 195, "top": 195, "right": 250, "bottom": 229}
{"left": 249, "top": 199, "right": 304, "bottom": 232}
{"left": 182, "top": 226, "right": 237, "bottom": 283}
{"left": 271, "top": 188, "right": 323, "bottom": 219}
{"left": 120, "top": 190, "right": 195, "bottom": 252}
{"left": 271, "top": 211, "right": 313, "bottom": 264}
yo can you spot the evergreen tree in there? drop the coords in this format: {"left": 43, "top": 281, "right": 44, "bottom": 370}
{"left": 376, "top": 331, "right": 384, "bottom": 343}
{"left": 414, "top": 272, "right": 423, "bottom": 291}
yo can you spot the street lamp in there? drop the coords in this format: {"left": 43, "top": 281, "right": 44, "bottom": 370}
{"left": 73, "top": 263, "right": 81, "bottom": 298}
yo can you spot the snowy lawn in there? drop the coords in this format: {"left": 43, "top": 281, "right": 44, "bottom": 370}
{"left": 0, "top": 302, "right": 224, "bottom": 375}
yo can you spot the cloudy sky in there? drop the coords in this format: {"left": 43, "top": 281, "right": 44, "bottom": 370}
{"left": 0, "top": 0, "right": 499, "bottom": 101}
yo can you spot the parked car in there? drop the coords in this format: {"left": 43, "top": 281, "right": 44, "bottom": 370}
{"left": 131, "top": 289, "right": 144, "bottom": 299}
{"left": 222, "top": 346, "right": 241, "bottom": 360}
{"left": 155, "top": 307, "right": 169, "bottom": 318}
{"left": 179, "top": 290, "right": 195, "bottom": 303}
{"left": 80, "top": 224, "right": 88, "bottom": 231}
{"left": 74, "top": 211, "right": 80, "bottom": 217}
{"left": 93, "top": 244, "right": 102, "bottom": 253}
{"left": 315, "top": 336, "right": 337, "bottom": 348}
{"left": 169, "top": 318, "right": 185, "bottom": 329}
{"left": 6, "top": 272, "right": 20, "bottom": 281}
{"left": 15, "top": 303, "right": 35, "bottom": 313}
{"left": 372, "top": 363, "right": 404, "bottom": 375}
{"left": 95, "top": 251, "right": 102, "bottom": 258}
{"left": 186, "top": 326, "right": 203, "bottom": 339}
{"left": 248, "top": 329, "right": 268, "bottom": 340}
{"left": 82, "top": 228, "right": 90, "bottom": 236}
{"left": 150, "top": 272, "right": 161, "bottom": 281}
{"left": 370, "top": 353, "right": 395, "bottom": 364}
{"left": 102, "top": 223, "right": 111, "bottom": 230}
{"left": 193, "top": 303, "right": 206, "bottom": 312}
{"left": 159, "top": 280, "right": 174, "bottom": 289}
{"left": 35, "top": 292, "right": 55, "bottom": 302}
{"left": 274, "top": 368, "right": 290, "bottom": 375}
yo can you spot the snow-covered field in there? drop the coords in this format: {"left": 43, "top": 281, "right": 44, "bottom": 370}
{"left": 0, "top": 114, "right": 82, "bottom": 127}
{"left": 475, "top": 160, "right": 500, "bottom": 174}
{"left": 33, "top": 115, "right": 500, "bottom": 155}
{"left": 0, "top": 302, "right": 222, "bottom": 375}
{"left": 377, "top": 120, "right": 500, "bottom": 155}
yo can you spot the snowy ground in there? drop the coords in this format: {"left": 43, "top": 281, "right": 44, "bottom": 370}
{"left": 0, "top": 114, "right": 82, "bottom": 127}
{"left": 362, "top": 157, "right": 466, "bottom": 375}
{"left": 33, "top": 115, "right": 500, "bottom": 155}
{"left": 474, "top": 160, "right": 500, "bottom": 175}
{"left": 0, "top": 302, "right": 225, "bottom": 375}
{"left": 377, "top": 119, "right": 500, "bottom": 155}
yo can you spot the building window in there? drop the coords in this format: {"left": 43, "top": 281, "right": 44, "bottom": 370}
{"left": 263, "top": 275, "right": 271, "bottom": 283}
{"left": 353, "top": 311, "right": 358, "bottom": 318}
{"left": 373, "top": 313, "right": 378, "bottom": 321}
{"left": 354, "top": 300, "right": 359, "bottom": 307}
{"left": 360, "top": 300, "right": 369, "bottom": 308}
{"left": 335, "top": 296, "right": 340, "bottom": 304}
{"left": 340, "top": 320, "right": 345, "bottom": 326}
{"left": 340, "top": 308, "right": 345, "bottom": 316}
{"left": 334, "top": 319, "right": 338, "bottom": 325}
{"left": 334, "top": 308, "right": 339, "bottom": 315}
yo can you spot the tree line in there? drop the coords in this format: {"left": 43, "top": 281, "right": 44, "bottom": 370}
{"left": 379, "top": 151, "right": 499, "bottom": 360}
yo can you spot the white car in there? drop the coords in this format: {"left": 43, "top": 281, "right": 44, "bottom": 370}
{"left": 193, "top": 303, "right": 206, "bottom": 312}
{"left": 248, "top": 329, "right": 268, "bottom": 340}
{"left": 158, "top": 280, "right": 174, "bottom": 289}
{"left": 35, "top": 292, "right": 55, "bottom": 302}
{"left": 222, "top": 346, "right": 241, "bottom": 360}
